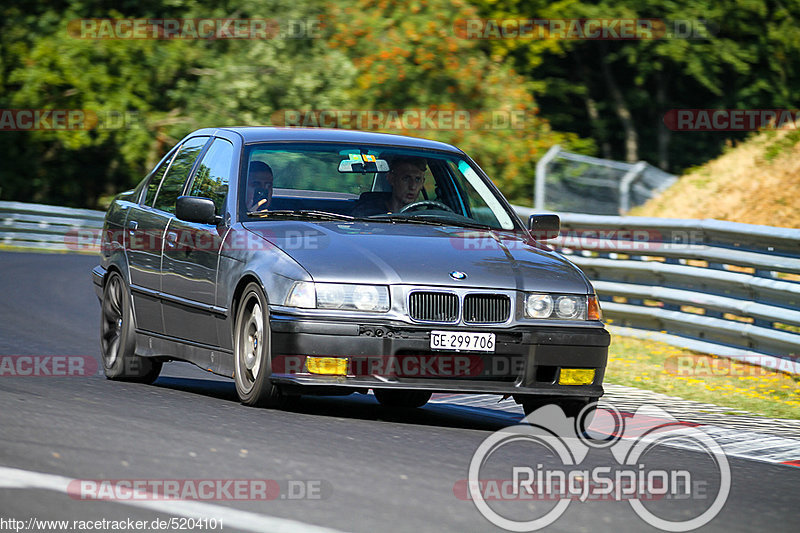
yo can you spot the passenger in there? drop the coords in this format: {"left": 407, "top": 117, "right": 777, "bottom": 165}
{"left": 247, "top": 161, "right": 274, "bottom": 211}
{"left": 351, "top": 156, "right": 427, "bottom": 217}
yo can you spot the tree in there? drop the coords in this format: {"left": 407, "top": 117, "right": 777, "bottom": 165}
{"left": 471, "top": 0, "right": 800, "bottom": 172}
{"left": 324, "top": 0, "right": 591, "bottom": 203}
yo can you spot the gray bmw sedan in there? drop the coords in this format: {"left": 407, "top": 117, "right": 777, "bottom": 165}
{"left": 93, "top": 127, "right": 608, "bottom": 418}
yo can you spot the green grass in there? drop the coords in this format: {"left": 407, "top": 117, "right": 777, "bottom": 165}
{"left": 763, "top": 128, "right": 800, "bottom": 162}
{"left": 606, "top": 335, "right": 800, "bottom": 420}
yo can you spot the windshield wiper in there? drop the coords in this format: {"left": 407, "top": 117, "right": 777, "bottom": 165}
{"left": 247, "top": 209, "right": 357, "bottom": 221}
{"left": 368, "top": 213, "right": 494, "bottom": 230}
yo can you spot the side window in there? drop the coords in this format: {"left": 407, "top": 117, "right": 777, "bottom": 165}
{"left": 153, "top": 137, "right": 208, "bottom": 213}
{"left": 188, "top": 138, "right": 234, "bottom": 216}
{"left": 144, "top": 151, "right": 176, "bottom": 206}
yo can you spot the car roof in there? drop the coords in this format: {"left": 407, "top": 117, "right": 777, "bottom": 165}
{"left": 195, "top": 127, "right": 464, "bottom": 153}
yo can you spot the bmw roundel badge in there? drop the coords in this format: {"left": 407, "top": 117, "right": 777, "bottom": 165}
{"left": 449, "top": 271, "right": 467, "bottom": 280}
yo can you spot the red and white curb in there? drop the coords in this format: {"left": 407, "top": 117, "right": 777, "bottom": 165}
{"left": 429, "top": 384, "right": 800, "bottom": 468}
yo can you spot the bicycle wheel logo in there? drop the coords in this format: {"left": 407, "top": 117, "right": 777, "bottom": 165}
{"left": 467, "top": 403, "right": 730, "bottom": 532}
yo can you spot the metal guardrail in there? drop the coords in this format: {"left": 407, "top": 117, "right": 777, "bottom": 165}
{"left": 0, "top": 201, "right": 104, "bottom": 253}
{"left": 534, "top": 145, "right": 677, "bottom": 215}
{"left": 2, "top": 201, "right": 798, "bottom": 373}
{"left": 516, "top": 207, "right": 800, "bottom": 373}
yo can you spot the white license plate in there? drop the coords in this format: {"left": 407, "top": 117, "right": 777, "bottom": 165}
{"left": 430, "top": 331, "right": 495, "bottom": 352}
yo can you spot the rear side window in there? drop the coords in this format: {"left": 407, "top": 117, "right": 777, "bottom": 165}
{"left": 144, "top": 152, "right": 176, "bottom": 206}
{"left": 153, "top": 137, "right": 208, "bottom": 213}
{"left": 188, "top": 138, "right": 234, "bottom": 216}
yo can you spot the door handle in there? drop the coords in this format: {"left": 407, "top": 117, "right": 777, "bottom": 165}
{"left": 128, "top": 220, "right": 138, "bottom": 230}
{"left": 165, "top": 231, "right": 178, "bottom": 247}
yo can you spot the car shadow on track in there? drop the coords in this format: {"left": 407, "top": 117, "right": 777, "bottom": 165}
{"left": 152, "top": 376, "right": 523, "bottom": 433}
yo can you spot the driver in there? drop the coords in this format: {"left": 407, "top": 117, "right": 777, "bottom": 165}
{"left": 351, "top": 156, "right": 427, "bottom": 216}
{"left": 246, "top": 161, "right": 274, "bottom": 212}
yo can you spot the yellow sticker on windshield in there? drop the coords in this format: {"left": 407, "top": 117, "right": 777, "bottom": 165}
{"left": 348, "top": 153, "right": 376, "bottom": 162}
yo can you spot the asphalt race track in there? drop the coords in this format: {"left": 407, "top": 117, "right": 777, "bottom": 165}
{"left": 0, "top": 251, "right": 798, "bottom": 533}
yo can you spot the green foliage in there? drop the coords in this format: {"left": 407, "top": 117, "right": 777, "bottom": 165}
{"left": 3, "top": 0, "right": 798, "bottom": 207}
{"left": 325, "top": 0, "right": 591, "bottom": 204}
{"left": 471, "top": 0, "right": 800, "bottom": 172}
{"left": 763, "top": 129, "right": 800, "bottom": 162}
{"left": 0, "top": 0, "right": 356, "bottom": 206}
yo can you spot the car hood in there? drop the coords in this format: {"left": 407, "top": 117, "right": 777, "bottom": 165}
{"left": 242, "top": 220, "right": 592, "bottom": 293}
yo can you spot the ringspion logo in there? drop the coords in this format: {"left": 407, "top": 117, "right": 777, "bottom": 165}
{"left": 464, "top": 404, "right": 730, "bottom": 531}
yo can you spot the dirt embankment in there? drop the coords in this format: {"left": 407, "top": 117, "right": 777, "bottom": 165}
{"left": 630, "top": 130, "right": 800, "bottom": 228}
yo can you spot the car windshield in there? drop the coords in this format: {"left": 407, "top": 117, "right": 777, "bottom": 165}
{"left": 240, "top": 142, "right": 517, "bottom": 230}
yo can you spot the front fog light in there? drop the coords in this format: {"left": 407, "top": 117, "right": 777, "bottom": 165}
{"left": 307, "top": 357, "right": 348, "bottom": 376}
{"left": 559, "top": 368, "right": 595, "bottom": 385}
{"left": 525, "top": 294, "right": 553, "bottom": 318}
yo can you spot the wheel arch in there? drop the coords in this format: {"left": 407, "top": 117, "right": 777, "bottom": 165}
{"left": 230, "top": 274, "right": 269, "bottom": 338}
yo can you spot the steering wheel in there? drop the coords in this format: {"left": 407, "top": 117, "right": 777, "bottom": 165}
{"left": 399, "top": 200, "right": 454, "bottom": 213}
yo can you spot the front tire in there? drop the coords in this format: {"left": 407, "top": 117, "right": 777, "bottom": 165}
{"left": 100, "top": 271, "right": 162, "bottom": 383}
{"left": 373, "top": 389, "right": 432, "bottom": 408}
{"left": 233, "top": 283, "right": 283, "bottom": 407}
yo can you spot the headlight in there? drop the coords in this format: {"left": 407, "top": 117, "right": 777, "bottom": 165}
{"left": 316, "top": 283, "right": 345, "bottom": 308}
{"left": 351, "top": 285, "right": 383, "bottom": 311}
{"left": 524, "top": 293, "right": 589, "bottom": 320}
{"left": 286, "top": 282, "right": 390, "bottom": 312}
{"left": 286, "top": 281, "right": 316, "bottom": 308}
{"left": 524, "top": 294, "right": 553, "bottom": 318}
{"left": 555, "top": 295, "right": 583, "bottom": 319}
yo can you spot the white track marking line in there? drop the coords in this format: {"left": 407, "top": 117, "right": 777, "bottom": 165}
{"left": 0, "top": 466, "right": 349, "bottom": 533}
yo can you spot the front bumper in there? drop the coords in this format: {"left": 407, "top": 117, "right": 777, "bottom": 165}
{"left": 91, "top": 265, "right": 106, "bottom": 300}
{"left": 269, "top": 314, "right": 609, "bottom": 399}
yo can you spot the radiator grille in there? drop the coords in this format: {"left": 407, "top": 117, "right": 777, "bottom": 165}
{"left": 408, "top": 292, "right": 459, "bottom": 322}
{"left": 464, "top": 294, "right": 511, "bottom": 324}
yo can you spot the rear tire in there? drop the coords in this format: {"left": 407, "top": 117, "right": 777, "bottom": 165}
{"left": 374, "top": 389, "right": 432, "bottom": 409}
{"left": 233, "top": 283, "right": 283, "bottom": 407}
{"left": 100, "top": 271, "right": 162, "bottom": 383}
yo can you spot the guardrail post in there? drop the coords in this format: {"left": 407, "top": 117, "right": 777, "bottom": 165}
{"left": 534, "top": 144, "right": 561, "bottom": 211}
{"left": 618, "top": 161, "right": 647, "bottom": 214}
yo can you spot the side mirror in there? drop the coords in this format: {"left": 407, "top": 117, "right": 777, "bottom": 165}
{"left": 176, "top": 196, "right": 219, "bottom": 225}
{"left": 528, "top": 214, "right": 560, "bottom": 240}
